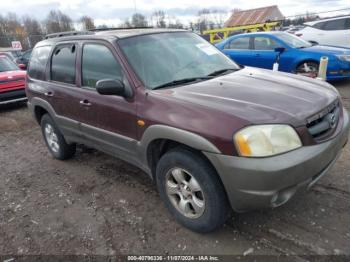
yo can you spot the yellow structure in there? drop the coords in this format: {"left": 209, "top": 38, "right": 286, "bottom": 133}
{"left": 203, "top": 21, "right": 281, "bottom": 44}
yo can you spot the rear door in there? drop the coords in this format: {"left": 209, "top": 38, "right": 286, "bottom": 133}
{"left": 318, "top": 18, "right": 349, "bottom": 47}
{"left": 76, "top": 41, "right": 138, "bottom": 160}
{"left": 46, "top": 43, "right": 85, "bottom": 138}
{"left": 252, "top": 36, "right": 280, "bottom": 70}
{"left": 222, "top": 36, "right": 255, "bottom": 66}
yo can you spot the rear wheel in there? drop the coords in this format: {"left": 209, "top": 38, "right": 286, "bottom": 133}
{"left": 156, "top": 147, "right": 230, "bottom": 233}
{"left": 40, "top": 114, "right": 76, "bottom": 160}
{"left": 295, "top": 61, "right": 319, "bottom": 78}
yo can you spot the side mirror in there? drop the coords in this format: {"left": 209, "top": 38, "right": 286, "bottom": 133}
{"left": 96, "top": 79, "right": 125, "bottom": 96}
{"left": 18, "top": 64, "right": 26, "bottom": 70}
{"left": 274, "top": 47, "right": 286, "bottom": 53}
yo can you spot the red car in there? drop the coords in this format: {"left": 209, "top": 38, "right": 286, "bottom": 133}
{"left": 0, "top": 55, "right": 27, "bottom": 105}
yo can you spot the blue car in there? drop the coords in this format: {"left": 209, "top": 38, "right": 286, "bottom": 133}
{"left": 216, "top": 32, "right": 350, "bottom": 81}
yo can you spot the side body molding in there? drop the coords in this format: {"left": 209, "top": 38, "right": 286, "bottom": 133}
{"left": 137, "top": 125, "right": 221, "bottom": 170}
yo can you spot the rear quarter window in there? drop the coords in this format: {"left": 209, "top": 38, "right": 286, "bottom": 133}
{"left": 28, "top": 46, "right": 51, "bottom": 80}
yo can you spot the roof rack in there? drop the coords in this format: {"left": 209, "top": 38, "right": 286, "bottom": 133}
{"left": 44, "top": 31, "right": 94, "bottom": 39}
{"left": 89, "top": 26, "right": 154, "bottom": 32}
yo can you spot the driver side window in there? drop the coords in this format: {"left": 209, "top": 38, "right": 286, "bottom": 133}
{"left": 253, "top": 37, "right": 279, "bottom": 50}
{"left": 82, "top": 44, "right": 124, "bottom": 89}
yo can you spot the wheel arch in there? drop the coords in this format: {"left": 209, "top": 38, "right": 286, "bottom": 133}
{"left": 138, "top": 125, "right": 221, "bottom": 178}
{"left": 294, "top": 59, "right": 320, "bottom": 72}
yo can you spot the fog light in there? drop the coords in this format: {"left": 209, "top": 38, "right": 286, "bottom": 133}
{"left": 271, "top": 193, "right": 279, "bottom": 206}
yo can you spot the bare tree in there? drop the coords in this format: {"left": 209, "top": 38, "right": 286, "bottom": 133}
{"left": 23, "top": 16, "right": 42, "bottom": 35}
{"left": 79, "top": 15, "right": 95, "bottom": 30}
{"left": 22, "top": 16, "right": 43, "bottom": 48}
{"left": 153, "top": 10, "right": 166, "bottom": 28}
{"left": 44, "top": 10, "right": 74, "bottom": 34}
{"left": 131, "top": 13, "right": 148, "bottom": 27}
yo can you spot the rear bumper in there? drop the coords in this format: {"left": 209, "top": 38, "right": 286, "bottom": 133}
{"left": 205, "top": 108, "right": 349, "bottom": 212}
{"left": 0, "top": 88, "right": 27, "bottom": 105}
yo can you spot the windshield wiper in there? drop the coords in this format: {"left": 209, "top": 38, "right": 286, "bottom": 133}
{"left": 207, "top": 68, "right": 239, "bottom": 77}
{"left": 152, "top": 77, "right": 211, "bottom": 90}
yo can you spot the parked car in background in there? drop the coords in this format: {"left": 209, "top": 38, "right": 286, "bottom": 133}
{"left": 216, "top": 32, "right": 350, "bottom": 80}
{"left": 0, "top": 55, "right": 27, "bottom": 105}
{"left": 0, "top": 48, "right": 26, "bottom": 70}
{"left": 282, "top": 25, "right": 305, "bottom": 34}
{"left": 26, "top": 29, "right": 349, "bottom": 233}
{"left": 16, "top": 49, "right": 32, "bottom": 69}
{"left": 295, "top": 16, "right": 350, "bottom": 48}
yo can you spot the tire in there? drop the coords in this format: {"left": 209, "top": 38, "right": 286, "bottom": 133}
{"left": 156, "top": 147, "right": 230, "bottom": 233}
{"left": 295, "top": 61, "right": 319, "bottom": 78}
{"left": 40, "top": 114, "right": 76, "bottom": 160}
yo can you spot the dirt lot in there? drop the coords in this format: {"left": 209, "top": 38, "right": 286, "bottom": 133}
{"left": 1, "top": 80, "right": 350, "bottom": 259}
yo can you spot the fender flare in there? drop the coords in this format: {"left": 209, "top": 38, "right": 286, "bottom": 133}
{"left": 29, "top": 97, "right": 58, "bottom": 123}
{"left": 137, "top": 124, "right": 221, "bottom": 165}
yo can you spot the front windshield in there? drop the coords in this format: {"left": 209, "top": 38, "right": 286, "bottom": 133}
{"left": 0, "top": 57, "right": 19, "bottom": 72}
{"left": 119, "top": 32, "right": 240, "bottom": 89}
{"left": 276, "top": 33, "right": 312, "bottom": 48}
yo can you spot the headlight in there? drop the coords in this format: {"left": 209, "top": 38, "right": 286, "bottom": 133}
{"left": 336, "top": 55, "right": 350, "bottom": 62}
{"left": 234, "top": 125, "right": 302, "bottom": 157}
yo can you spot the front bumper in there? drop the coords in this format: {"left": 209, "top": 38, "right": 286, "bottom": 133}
{"left": 327, "top": 60, "right": 350, "bottom": 80}
{"left": 205, "top": 108, "right": 350, "bottom": 212}
{"left": 0, "top": 88, "right": 27, "bottom": 105}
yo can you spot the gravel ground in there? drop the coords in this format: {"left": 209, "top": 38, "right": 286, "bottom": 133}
{"left": 0, "top": 80, "right": 350, "bottom": 259}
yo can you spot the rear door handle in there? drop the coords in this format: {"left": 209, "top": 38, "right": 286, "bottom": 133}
{"left": 44, "top": 91, "right": 53, "bottom": 97}
{"left": 255, "top": 53, "right": 261, "bottom": 57}
{"left": 80, "top": 99, "right": 91, "bottom": 106}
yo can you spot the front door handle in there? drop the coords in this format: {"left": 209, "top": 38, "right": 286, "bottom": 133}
{"left": 79, "top": 99, "right": 91, "bottom": 106}
{"left": 44, "top": 91, "right": 53, "bottom": 97}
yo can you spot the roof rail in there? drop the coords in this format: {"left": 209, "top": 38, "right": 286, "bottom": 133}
{"left": 44, "top": 31, "right": 94, "bottom": 39}
{"left": 89, "top": 26, "right": 153, "bottom": 32}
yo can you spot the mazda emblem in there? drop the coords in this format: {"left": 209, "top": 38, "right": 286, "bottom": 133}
{"left": 328, "top": 113, "right": 337, "bottom": 128}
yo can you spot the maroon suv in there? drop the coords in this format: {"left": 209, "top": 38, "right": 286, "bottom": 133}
{"left": 26, "top": 29, "right": 349, "bottom": 232}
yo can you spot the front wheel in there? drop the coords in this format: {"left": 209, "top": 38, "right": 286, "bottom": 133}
{"left": 156, "top": 147, "right": 230, "bottom": 233}
{"left": 295, "top": 61, "right": 319, "bottom": 78}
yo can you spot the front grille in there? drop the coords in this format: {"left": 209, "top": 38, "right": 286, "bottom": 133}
{"left": 340, "top": 70, "right": 350, "bottom": 76}
{"left": 306, "top": 100, "right": 340, "bottom": 139}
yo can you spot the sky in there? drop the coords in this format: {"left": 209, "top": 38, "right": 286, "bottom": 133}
{"left": 1, "top": 0, "right": 349, "bottom": 27}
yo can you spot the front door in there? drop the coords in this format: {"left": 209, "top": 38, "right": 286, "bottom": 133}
{"left": 252, "top": 36, "right": 280, "bottom": 70}
{"left": 77, "top": 42, "right": 138, "bottom": 160}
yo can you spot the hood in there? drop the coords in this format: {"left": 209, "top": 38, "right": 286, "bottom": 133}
{"left": 0, "top": 70, "right": 26, "bottom": 80}
{"left": 302, "top": 45, "right": 350, "bottom": 55}
{"left": 155, "top": 67, "right": 338, "bottom": 126}
{"left": 0, "top": 70, "right": 26, "bottom": 91}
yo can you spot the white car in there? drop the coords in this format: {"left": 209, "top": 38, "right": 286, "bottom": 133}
{"left": 295, "top": 16, "right": 350, "bottom": 48}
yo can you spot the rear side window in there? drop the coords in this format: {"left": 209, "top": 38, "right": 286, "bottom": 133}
{"left": 28, "top": 46, "right": 51, "bottom": 80}
{"left": 312, "top": 22, "right": 325, "bottom": 30}
{"left": 323, "top": 19, "right": 346, "bottom": 31}
{"left": 51, "top": 44, "right": 76, "bottom": 84}
{"left": 82, "top": 44, "right": 124, "bottom": 88}
{"left": 225, "top": 37, "right": 250, "bottom": 50}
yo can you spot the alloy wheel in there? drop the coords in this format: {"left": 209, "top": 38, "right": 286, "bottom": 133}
{"left": 165, "top": 167, "right": 205, "bottom": 219}
{"left": 44, "top": 123, "right": 60, "bottom": 153}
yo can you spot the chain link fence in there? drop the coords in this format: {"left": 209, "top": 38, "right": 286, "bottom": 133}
{"left": 0, "top": 34, "right": 44, "bottom": 51}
